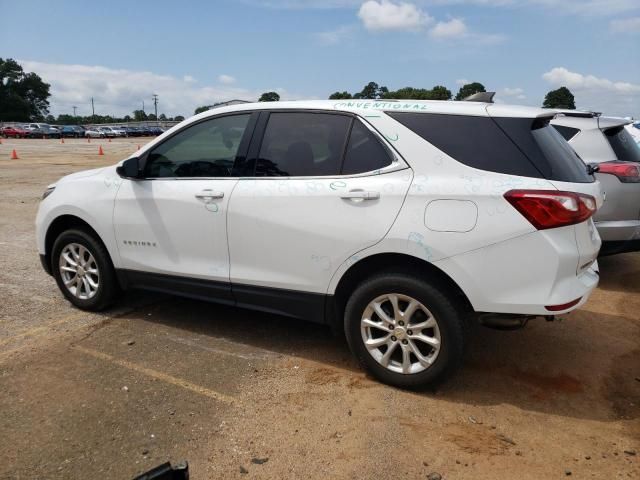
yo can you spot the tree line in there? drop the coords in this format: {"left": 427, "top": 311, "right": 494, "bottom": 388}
{"left": 1, "top": 58, "right": 578, "bottom": 123}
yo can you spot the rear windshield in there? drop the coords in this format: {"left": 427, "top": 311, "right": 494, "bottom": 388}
{"left": 604, "top": 126, "right": 640, "bottom": 163}
{"left": 388, "top": 112, "right": 593, "bottom": 183}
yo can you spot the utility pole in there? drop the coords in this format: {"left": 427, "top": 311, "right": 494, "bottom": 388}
{"left": 72, "top": 106, "right": 77, "bottom": 117}
{"left": 91, "top": 97, "right": 95, "bottom": 117}
{"left": 142, "top": 100, "right": 145, "bottom": 114}
{"left": 152, "top": 94, "right": 159, "bottom": 122}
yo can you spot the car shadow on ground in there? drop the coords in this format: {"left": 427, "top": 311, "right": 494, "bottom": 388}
{"left": 596, "top": 252, "right": 640, "bottom": 294}
{"left": 107, "top": 279, "right": 639, "bottom": 424}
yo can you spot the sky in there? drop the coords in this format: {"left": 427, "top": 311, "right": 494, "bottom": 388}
{"left": 1, "top": 0, "right": 639, "bottom": 118}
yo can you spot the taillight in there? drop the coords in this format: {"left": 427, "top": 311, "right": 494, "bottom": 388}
{"left": 504, "top": 189, "right": 597, "bottom": 230}
{"left": 597, "top": 161, "right": 640, "bottom": 183}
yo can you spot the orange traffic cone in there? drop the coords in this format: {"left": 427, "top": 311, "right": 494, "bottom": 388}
{"left": 87, "top": 137, "right": 91, "bottom": 143}
{"left": 98, "top": 146, "right": 104, "bottom": 156}
{"left": 137, "top": 145, "right": 140, "bottom": 150}
{"left": 60, "top": 137, "right": 65, "bottom": 144}
{"left": 11, "top": 149, "right": 19, "bottom": 160}
{"left": 108, "top": 138, "right": 111, "bottom": 143}
{"left": 0, "top": 137, "right": 3, "bottom": 144}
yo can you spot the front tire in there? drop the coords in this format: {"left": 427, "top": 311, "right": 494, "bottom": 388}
{"left": 344, "top": 272, "right": 466, "bottom": 389}
{"left": 51, "top": 229, "right": 119, "bottom": 311}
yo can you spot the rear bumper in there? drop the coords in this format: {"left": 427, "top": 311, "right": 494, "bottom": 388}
{"left": 434, "top": 228, "right": 600, "bottom": 316}
{"left": 595, "top": 220, "right": 640, "bottom": 242}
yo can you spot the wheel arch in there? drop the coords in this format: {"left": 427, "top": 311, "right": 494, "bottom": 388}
{"left": 44, "top": 214, "right": 111, "bottom": 274}
{"left": 328, "top": 252, "right": 474, "bottom": 330}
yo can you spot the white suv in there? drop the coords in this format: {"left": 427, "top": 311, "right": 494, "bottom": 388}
{"left": 36, "top": 100, "right": 603, "bottom": 388}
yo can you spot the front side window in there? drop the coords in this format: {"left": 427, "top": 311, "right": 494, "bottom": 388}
{"left": 144, "top": 114, "right": 250, "bottom": 178}
{"left": 255, "top": 112, "right": 350, "bottom": 176}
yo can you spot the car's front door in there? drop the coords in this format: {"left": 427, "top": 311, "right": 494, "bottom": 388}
{"left": 227, "top": 111, "right": 411, "bottom": 319}
{"left": 113, "top": 112, "right": 257, "bottom": 297}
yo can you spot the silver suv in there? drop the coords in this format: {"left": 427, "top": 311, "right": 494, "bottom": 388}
{"left": 552, "top": 112, "right": 640, "bottom": 255}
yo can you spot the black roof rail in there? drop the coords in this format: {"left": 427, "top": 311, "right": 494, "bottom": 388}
{"left": 462, "top": 92, "right": 495, "bottom": 103}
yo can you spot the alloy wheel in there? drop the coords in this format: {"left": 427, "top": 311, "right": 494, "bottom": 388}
{"left": 361, "top": 293, "right": 441, "bottom": 374}
{"left": 58, "top": 243, "right": 100, "bottom": 300}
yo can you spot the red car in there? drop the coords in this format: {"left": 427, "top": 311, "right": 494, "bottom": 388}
{"left": 1, "top": 126, "right": 29, "bottom": 138}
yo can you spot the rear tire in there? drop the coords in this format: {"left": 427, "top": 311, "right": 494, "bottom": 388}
{"left": 344, "top": 272, "right": 466, "bottom": 389}
{"left": 51, "top": 229, "right": 119, "bottom": 311}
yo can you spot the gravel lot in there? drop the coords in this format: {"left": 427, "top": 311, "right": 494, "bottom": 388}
{"left": 0, "top": 137, "right": 638, "bottom": 479}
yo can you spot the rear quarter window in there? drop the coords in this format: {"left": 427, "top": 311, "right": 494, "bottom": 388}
{"left": 388, "top": 112, "right": 593, "bottom": 183}
{"left": 604, "top": 126, "right": 640, "bottom": 163}
{"left": 552, "top": 124, "right": 580, "bottom": 141}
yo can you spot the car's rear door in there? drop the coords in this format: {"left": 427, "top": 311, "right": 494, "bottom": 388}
{"left": 113, "top": 112, "right": 258, "bottom": 298}
{"left": 226, "top": 110, "right": 411, "bottom": 320}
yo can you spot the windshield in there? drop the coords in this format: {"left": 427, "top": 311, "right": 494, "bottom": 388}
{"left": 604, "top": 126, "right": 640, "bottom": 163}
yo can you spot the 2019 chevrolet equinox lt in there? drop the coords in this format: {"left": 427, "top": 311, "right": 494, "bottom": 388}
{"left": 36, "top": 100, "right": 603, "bottom": 388}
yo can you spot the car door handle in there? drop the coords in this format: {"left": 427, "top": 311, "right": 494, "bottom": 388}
{"left": 195, "top": 190, "right": 224, "bottom": 202}
{"left": 340, "top": 190, "right": 380, "bottom": 200}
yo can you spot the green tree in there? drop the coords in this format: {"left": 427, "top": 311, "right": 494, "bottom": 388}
{"left": 454, "top": 82, "right": 486, "bottom": 101}
{"left": 194, "top": 105, "right": 211, "bottom": 114}
{"left": 429, "top": 85, "right": 452, "bottom": 100}
{"left": 133, "top": 109, "right": 148, "bottom": 121}
{"left": 329, "top": 91, "right": 353, "bottom": 99}
{"left": 147, "top": 113, "right": 157, "bottom": 121}
{"left": 354, "top": 82, "right": 388, "bottom": 100}
{"left": 383, "top": 87, "right": 430, "bottom": 100}
{"left": 0, "top": 58, "right": 51, "bottom": 121}
{"left": 542, "top": 86, "right": 575, "bottom": 109}
{"left": 56, "top": 114, "right": 77, "bottom": 124}
{"left": 159, "top": 113, "right": 167, "bottom": 121}
{"left": 174, "top": 115, "right": 185, "bottom": 121}
{"left": 382, "top": 85, "right": 452, "bottom": 100}
{"left": 259, "top": 91, "right": 280, "bottom": 102}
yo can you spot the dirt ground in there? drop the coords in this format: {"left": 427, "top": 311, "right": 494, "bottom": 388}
{"left": 0, "top": 137, "right": 638, "bottom": 479}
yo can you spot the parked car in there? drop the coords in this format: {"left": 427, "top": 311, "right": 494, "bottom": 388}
{"left": 24, "top": 123, "right": 59, "bottom": 134}
{"left": 84, "top": 127, "right": 106, "bottom": 138}
{"left": 36, "top": 100, "right": 602, "bottom": 388}
{"left": 97, "top": 127, "right": 118, "bottom": 138}
{"left": 148, "top": 126, "right": 164, "bottom": 136}
{"left": 110, "top": 126, "right": 128, "bottom": 137}
{"left": 121, "top": 126, "right": 140, "bottom": 136}
{"left": 0, "top": 125, "right": 30, "bottom": 138}
{"left": 27, "top": 125, "right": 61, "bottom": 138}
{"left": 59, "top": 126, "right": 86, "bottom": 138}
{"left": 626, "top": 121, "right": 640, "bottom": 146}
{"left": 135, "top": 125, "right": 153, "bottom": 136}
{"left": 551, "top": 111, "right": 640, "bottom": 255}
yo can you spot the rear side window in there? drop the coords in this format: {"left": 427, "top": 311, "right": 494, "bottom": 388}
{"left": 256, "top": 113, "right": 351, "bottom": 176}
{"left": 341, "top": 120, "right": 393, "bottom": 175}
{"left": 604, "top": 126, "right": 640, "bottom": 163}
{"left": 388, "top": 112, "right": 593, "bottom": 183}
{"left": 552, "top": 125, "right": 580, "bottom": 141}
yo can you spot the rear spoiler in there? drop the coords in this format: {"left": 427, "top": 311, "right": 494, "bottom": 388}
{"left": 462, "top": 92, "right": 496, "bottom": 103}
{"left": 554, "top": 110, "right": 601, "bottom": 118}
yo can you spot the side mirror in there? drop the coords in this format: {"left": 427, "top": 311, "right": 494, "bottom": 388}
{"left": 116, "top": 157, "right": 141, "bottom": 179}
